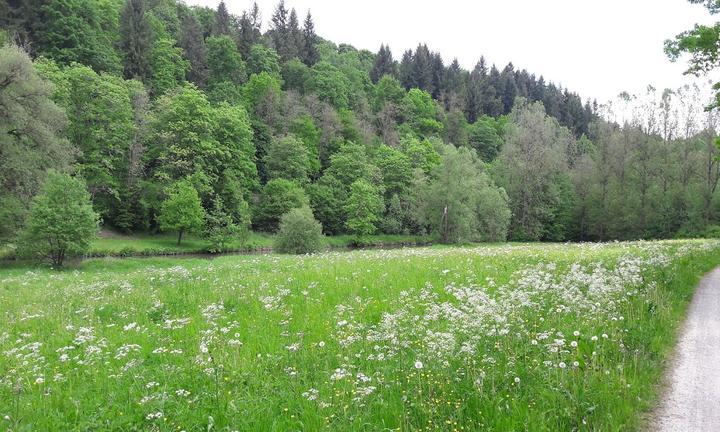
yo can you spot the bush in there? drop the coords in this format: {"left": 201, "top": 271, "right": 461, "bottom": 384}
{"left": 274, "top": 206, "right": 324, "bottom": 254}
{"left": 19, "top": 172, "right": 99, "bottom": 266}
{"left": 157, "top": 179, "right": 205, "bottom": 245}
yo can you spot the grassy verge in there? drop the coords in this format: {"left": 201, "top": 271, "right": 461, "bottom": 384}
{"left": 0, "top": 240, "right": 718, "bottom": 430}
{"left": 0, "top": 231, "right": 432, "bottom": 261}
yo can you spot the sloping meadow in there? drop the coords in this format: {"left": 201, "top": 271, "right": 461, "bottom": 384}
{"left": 1, "top": 240, "right": 719, "bottom": 431}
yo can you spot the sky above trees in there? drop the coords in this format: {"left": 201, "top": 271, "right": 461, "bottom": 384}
{"left": 188, "top": 0, "right": 717, "bottom": 103}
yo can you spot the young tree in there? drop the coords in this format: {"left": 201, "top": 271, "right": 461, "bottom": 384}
{"left": 206, "top": 35, "right": 246, "bottom": 87}
{"left": 247, "top": 44, "right": 281, "bottom": 77}
{"left": 345, "top": 179, "right": 384, "bottom": 239}
{"left": 253, "top": 178, "right": 309, "bottom": 232}
{"left": 150, "top": 38, "right": 189, "bottom": 96}
{"left": 204, "top": 197, "right": 250, "bottom": 253}
{"left": 21, "top": 172, "right": 99, "bottom": 266}
{"left": 119, "top": 0, "right": 152, "bottom": 81}
{"left": 158, "top": 179, "right": 205, "bottom": 245}
{"left": 274, "top": 205, "right": 324, "bottom": 254}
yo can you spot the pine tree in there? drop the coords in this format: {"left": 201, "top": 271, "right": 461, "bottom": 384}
{"left": 119, "top": 0, "right": 153, "bottom": 81}
{"left": 301, "top": 11, "right": 319, "bottom": 66}
{"left": 399, "top": 49, "right": 413, "bottom": 89}
{"left": 212, "top": 1, "right": 232, "bottom": 36}
{"left": 180, "top": 14, "right": 208, "bottom": 87}
{"left": 411, "top": 44, "right": 433, "bottom": 94}
{"left": 270, "top": 0, "right": 291, "bottom": 60}
{"left": 465, "top": 59, "right": 487, "bottom": 122}
{"left": 371, "top": 44, "right": 395, "bottom": 83}
{"left": 238, "top": 3, "right": 262, "bottom": 59}
{"left": 430, "top": 52, "right": 444, "bottom": 99}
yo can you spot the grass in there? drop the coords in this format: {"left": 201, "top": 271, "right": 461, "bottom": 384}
{"left": 0, "top": 231, "right": 431, "bottom": 260}
{"left": 0, "top": 240, "right": 718, "bottom": 430}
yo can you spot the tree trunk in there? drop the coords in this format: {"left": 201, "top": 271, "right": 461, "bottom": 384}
{"left": 177, "top": 230, "right": 183, "bottom": 246}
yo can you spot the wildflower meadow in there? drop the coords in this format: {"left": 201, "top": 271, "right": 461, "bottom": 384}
{"left": 1, "top": 240, "right": 719, "bottom": 431}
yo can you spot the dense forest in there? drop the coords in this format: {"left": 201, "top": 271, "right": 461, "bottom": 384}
{"left": 1, "top": 0, "right": 719, "bottom": 251}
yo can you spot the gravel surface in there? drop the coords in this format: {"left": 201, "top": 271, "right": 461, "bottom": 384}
{"left": 652, "top": 268, "right": 720, "bottom": 431}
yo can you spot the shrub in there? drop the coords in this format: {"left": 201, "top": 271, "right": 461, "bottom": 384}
{"left": 20, "top": 172, "right": 99, "bottom": 266}
{"left": 157, "top": 179, "right": 205, "bottom": 245}
{"left": 274, "top": 206, "right": 324, "bottom": 254}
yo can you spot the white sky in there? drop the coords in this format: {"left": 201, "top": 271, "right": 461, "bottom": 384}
{"left": 187, "top": 0, "right": 717, "bottom": 104}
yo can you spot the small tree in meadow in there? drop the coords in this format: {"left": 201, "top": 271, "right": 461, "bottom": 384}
{"left": 204, "top": 197, "right": 250, "bottom": 252}
{"left": 274, "top": 205, "right": 324, "bottom": 254}
{"left": 158, "top": 180, "right": 205, "bottom": 245}
{"left": 345, "top": 180, "right": 384, "bottom": 242}
{"left": 21, "top": 172, "right": 99, "bottom": 266}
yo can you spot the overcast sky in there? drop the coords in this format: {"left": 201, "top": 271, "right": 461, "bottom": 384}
{"left": 186, "top": 0, "right": 716, "bottom": 104}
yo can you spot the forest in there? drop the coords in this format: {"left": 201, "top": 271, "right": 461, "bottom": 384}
{"left": 2, "top": 0, "right": 719, "bottom": 259}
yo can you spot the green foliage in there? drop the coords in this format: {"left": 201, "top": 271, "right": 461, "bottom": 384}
{"left": 264, "top": 134, "right": 310, "bottom": 183}
{"left": 247, "top": 44, "right": 281, "bottom": 77}
{"left": 282, "top": 58, "right": 311, "bottom": 93}
{"left": 374, "top": 145, "right": 413, "bottom": 199}
{"left": 150, "top": 37, "right": 189, "bottom": 96}
{"left": 401, "top": 88, "right": 443, "bottom": 137}
{"left": 400, "top": 135, "right": 441, "bottom": 175}
{"left": 206, "top": 35, "right": 246, "bottom": 87}
{"left": 20, "top": 172, "right": 99, "bottom": 266}
{"left": 274, "top": 205, "right": 324, "bottom": 254}
{"left": 289, "top": 115, "right": 322, "bottom": 175}
{"left": 242, "top": 71, "right": 283, "bottom": 125}
{"left": 326, "top": 142, "right": 376, "bottom": 187}
{"left": 119, "top": 0, "right": 153, "bottom": 80}
{"left": 467, "top": 115, "right": 504, "bottom": 162}
{"left": 157, "top": 179, "right": 205, "bottom": 245}
{"left": 253, "top": 179, "right": 309, "bottom": 232}
{"left": 345, "top": 179, "right": 384, "bottom": 238}
{"left": 307, "top": 175, "right": 347, "bottom": 234}
{"left": 37, "top": 0, "right": 122, "bottom": 74}
{"left": 373, "top": 75, "right": 406, "bottom": 111}
{"left": 307, "top": 61, "right": 352, "bottom": 109}
{"left": 415, "top": 144, "right": 510, "bottom": 243}
{"left": 0, "top": 46, "right": 75, "bottom": 243}
{"left": 204, "top": 197, "right": 249, "bottom": 253}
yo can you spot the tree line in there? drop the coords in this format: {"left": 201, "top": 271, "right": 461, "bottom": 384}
{"left": 1, "top": 0, "right": 718, "bottom": 261}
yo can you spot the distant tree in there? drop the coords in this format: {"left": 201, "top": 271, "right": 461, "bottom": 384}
{"left": 326, "top": 142, "right": 375, "bottom": 187}
{"left": 345, "top": 179, "right": 384, "bottom": 239}
{"left": 253, "top": 178, "right": 309, "bottom": 232}
{"left": 204, "top": 197, "right": 250, "bottom": 253}
{"left": 399, "top": 49, "right": 414, "bottom": 89}
{"left": 400, "top": 135, "right": 441, "bottom": 175}
{"left": 494, "top": 100, "right": 575, "bottom": 240}
{"left": 237, "top": 3, "right": 262, "bottom": 58}
{"left": 281, "top": 58, "right": 311, "bottom": 93}
{"left": 307, "top": 174, "right": 347, "bottom": 234}
{"left": 0, "top": 46, "right": 75, "bottom": 243}
{"left": 206, "top": 35, "right": 246, "bottom": 87}
{"left": 119, "top": 0, "right": 153, "bottom": 81}
{"left": 212, "top": 0, "right": 232, "bottom": 36}
{"left": 307, "top": 61, "right": 352, "bottom": 109}
{"left": 274, "top": 205, "right": 324, "bottom": 254}
{"left": 243, "top": 71, "right": 283, "bottom": 126}
{"left": 150, "top": 38, "right": 189, "bottom": 96}
{"left": 401, "top": 88, "right": 444, "bottom": 137}
{"left": 247, "top": 44, "right": 282, "bottom": 76}
{"left": 468, "top": 115, "right": 505, "bottom": 161}
{"left": 264, "top": 135, "right": 310, "bottom": 183}
{"left": 371, "top": 44, "right": 396, "bottom": 83}
{"left": 287, "top": 8, "right": 302, "bottom": 60}
{"left": 374, "top": 145, "right": 413, "bottom": 199}
{"left": 301, "top": 11, "right": 320, "bottom": 66}
{"left": 373, "top": 74, "right": 405, "bottom": 111}
{"left": 415, "top": 144, "right": 510, "bottom": 243}
{"left": 411, "top": 44, "right": 434, "bottom": 94}
{"left": 289, "top": 115, "right": 322, "bottom": 175}
{"left": 270, "top": 0, "right": 293, "bottom": 61}
{"left": 20, "top": 172, "right": 99, "bottom": 266}
{"left": 158, "top": 179, "right": 205, "bottom": 245}
{"left": 180, "top": 14, "right": 208, "bottom": 86}
{"left": 36, "top": 0, "right": 121, "bottom": 73}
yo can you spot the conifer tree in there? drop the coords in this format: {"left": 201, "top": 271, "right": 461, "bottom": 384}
{"left": 212, "top": 1, "right": 232, "bottom": 36}
{"left": 301, "top": 11, "right": 319, "bottom": 66}
{"left": 180, "top": 13, "right": 207, "bottom": 87}
{"left": 371, "top": 44, "right": 395, "bottom": 83}
{"left": 119, "top": 0, "right": 153, "bottom": 81}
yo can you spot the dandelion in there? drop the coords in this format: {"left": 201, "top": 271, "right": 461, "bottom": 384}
{"left": 570, "top": 341, "right": 578, "bottom": 348}
{"left": 514, "top": 377, "right": 521, "bottom": 383}
{"left": 573, "top": 331, "right": 580, "bottom": 336}
{"left": 414, "top": 360, "right": 424, "bottom": 369}
{"left": 34, "top": 376, "right": 44, "bottom": 385}
{"left": 558, "top": 362, "right": 567, "bottom": 369}
{"left": 591, "top": 335, "right": 598, "bottom": 341}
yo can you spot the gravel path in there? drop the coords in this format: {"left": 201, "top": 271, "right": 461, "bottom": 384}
{"left": 652, "top": 268, "right": 720, "bottom": 431}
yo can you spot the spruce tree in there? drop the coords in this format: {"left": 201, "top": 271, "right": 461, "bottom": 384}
{"left": 301, "top": 11, "right": 319, "bottom": 66}
{"left": 270, "top": 0, "right": 290, "bottom": 60}
{"left": 180, "top": 14, "right": 208, "bottom": 87}
{"left": 119, "top": 0, "right": 153, "bottom": 81}
{"left": 212, "top": 1, "right": 232, "bottom": 36}
{"left": 411, "top": 44, "right": 433, "bottom": 94}
{"left": 399, "top": 49, "right": 414, "bottom": 89}
{"left": 371, "top": 44, "right": 395, "bottom": 83}
{"left": 287, "top": 8, "right": 301, "bottom": 60}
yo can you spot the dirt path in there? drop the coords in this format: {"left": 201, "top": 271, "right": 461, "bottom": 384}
{"left": 651, "top": 268, "right": 720, "bottom": 431}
